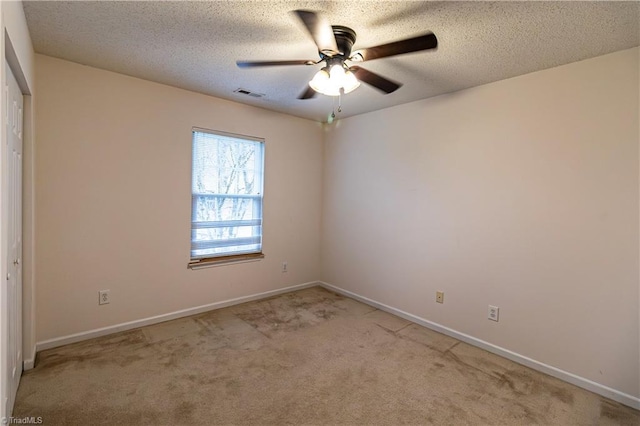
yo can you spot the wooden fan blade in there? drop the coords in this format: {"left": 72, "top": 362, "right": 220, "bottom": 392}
{"left": 351, "top": 32, "right": 437, "bottom": 62}
{"left": 237, "top": 60, "right": 316, "bottom": 68}
{"left": 350, "top": 66, "right": 402, "bottom": 94}
{"left": 292, "top": 10, "right": 340, "bottom": 56}
{"left": 298, "top": 85, "right": 317, "bottom": 100}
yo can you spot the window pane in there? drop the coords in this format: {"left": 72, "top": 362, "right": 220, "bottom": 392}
{"left": 192, "top": 133, "right": 263, "bottom": 195}
{"left": 191, "top": 129, "right": 264, "bottom": 261}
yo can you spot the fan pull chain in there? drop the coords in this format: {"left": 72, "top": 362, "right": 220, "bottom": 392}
{"left": 328, "top": 90, "right": 344, "bottom": 124}
{"left": 327, "top": 97, "right": 336, "bottom": 124}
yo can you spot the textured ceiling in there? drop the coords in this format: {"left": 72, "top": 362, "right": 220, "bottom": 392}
{"left": 23, "top": 1, "right": 640, "bottom": 122}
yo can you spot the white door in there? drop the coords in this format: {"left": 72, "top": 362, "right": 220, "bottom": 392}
{"left": 4, "top": 61, "right": 23, "bottom": 416}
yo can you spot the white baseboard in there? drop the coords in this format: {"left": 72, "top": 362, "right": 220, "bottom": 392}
{"left": 36, "top": 281, "right": 319, "bottom": 352}
{"left": 319, "top": 281, "right": 640, "bottom": 411}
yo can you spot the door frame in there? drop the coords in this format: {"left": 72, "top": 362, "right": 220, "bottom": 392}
{"left": 4, "top": 58, "right": 24, "bottom": 416}
{"left": 1, "top": 13, "right": 35, "bottom": 420}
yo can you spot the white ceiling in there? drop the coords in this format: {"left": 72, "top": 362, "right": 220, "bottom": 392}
{"left": 23, "top": 1, "right": 640, "bottom": 122}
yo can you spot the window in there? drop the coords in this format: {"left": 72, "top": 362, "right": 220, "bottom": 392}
{"left": 189, "top": 128, "right": 264, "bottom": 267}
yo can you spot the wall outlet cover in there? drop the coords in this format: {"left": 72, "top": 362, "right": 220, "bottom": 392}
{"left": 488, "top": 305, "right": 499, "bottom": 321}
{"left": 99, "top": 290, "right": 110, "bottom": 305}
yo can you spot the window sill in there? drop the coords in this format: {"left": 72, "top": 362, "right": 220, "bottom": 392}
{"left": 188, "top": 253, "right": 264, "bottom": 270}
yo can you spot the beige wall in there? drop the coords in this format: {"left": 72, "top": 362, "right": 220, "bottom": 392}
{"left": 321, "top": 48, "right": 639, "bottom": 398}
{"left": 35, "top": 55, "right": 323, "bottom": 342}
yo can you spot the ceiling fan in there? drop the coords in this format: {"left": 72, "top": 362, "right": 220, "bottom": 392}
{"left": 236, "top": 10, "right": 438, "bottom": 99}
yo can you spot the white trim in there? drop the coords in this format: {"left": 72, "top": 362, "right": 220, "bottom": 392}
{"left": 23, "top": 358, "right": 34, "bottom": 370}
{"left": 23, "top": 345, "right": 35, "bottom": 370}
{"left": 319, "top": 281, "right": 640, "bottom": 410}
{"left": 36, "top": 281, "right": 319, "bottom": 352}
{"left": 188, "top": 256, "right": 263, "bottom": 270}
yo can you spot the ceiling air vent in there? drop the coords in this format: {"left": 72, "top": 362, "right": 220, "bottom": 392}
{"left": 233, "top": 88, "right": 265, "bottom": 98}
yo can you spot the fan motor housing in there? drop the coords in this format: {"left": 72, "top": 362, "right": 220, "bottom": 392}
{"left": 330, "top": 25, "right": 357, "bottom": 58}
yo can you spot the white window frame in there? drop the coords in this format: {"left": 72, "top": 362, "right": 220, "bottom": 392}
{"left": 188, "top": 127, "right": 265, "bottom": 268}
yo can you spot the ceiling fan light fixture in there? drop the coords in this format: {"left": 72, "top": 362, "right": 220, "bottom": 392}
{"left": 342, "top": 70, "right": 360, "bottom": 93}
{"left": 329, "top": 63, "right": 345, "bottom": 80}
{"left": 309, "top": 64, "right": 360, "bottom": 96}
{"left": 309, "top": 68, "right": 333, "bottom": 95}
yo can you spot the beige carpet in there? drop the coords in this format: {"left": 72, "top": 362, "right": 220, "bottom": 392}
{"left": 14, "top": 286, "right": 639, "bottom": 425}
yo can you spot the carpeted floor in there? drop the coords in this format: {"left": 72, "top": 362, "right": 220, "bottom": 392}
{"left": 14, "top": 286, "right": 639, "bottom": 425}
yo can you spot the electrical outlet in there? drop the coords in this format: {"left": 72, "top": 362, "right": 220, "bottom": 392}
{"left": 282, "top": 261, "right": 288, "bottom": 273}
{"left": 436, "top": 291, "right": 444, "bottom": 304}
{"left": 488, "top": 305, "right": 499, "bottom": 322}
{"left": 98, "top": 290, "right": 110, "bottom": 305}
